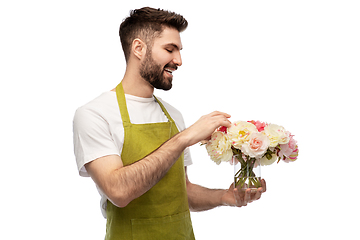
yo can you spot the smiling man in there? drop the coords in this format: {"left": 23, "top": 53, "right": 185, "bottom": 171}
{"left": 73, "top": 7, "right": 266, "bottom": 240}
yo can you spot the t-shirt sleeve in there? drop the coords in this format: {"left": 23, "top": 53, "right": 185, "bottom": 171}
{"left": 183, "top": 147, "right": 192, "bottom": 167}
{"left": 73, "top": 107, "right": 120, "bottom": 177}
{"left": 170, "top": 112, "right": 193, "bottom": 166}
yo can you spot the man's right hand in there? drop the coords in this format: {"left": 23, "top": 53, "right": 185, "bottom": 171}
{"left": 180, "top": 111, "right": 231, "bottom": 147}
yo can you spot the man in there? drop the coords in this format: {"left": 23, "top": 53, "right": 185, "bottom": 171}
{"left": 73, "top": 7, "right": 266, "bottom": 239}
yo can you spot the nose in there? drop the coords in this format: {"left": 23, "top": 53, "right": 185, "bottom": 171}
{"left": 173, "top": 51, "right": 182, "bottom": 67}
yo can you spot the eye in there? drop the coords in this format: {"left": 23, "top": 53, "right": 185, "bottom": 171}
{"left": 166, "top": 49, "right": 173, "bottom": 53}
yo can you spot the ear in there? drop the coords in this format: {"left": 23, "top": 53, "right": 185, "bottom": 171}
{"left": 132, "top": 38, "right": 146, "bottom": 60}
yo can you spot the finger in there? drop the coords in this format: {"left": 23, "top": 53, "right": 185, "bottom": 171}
{"left": 244, "top": 188, "right": 251, "bottom": 204}
{"left": 235, "top": 188, "right": 249, "bottom": 207}
{"left": 253, "top": 188, "right": 262, "bottom": 201}
{"left": 233, "top": 188, "right": 242, "bottom": 206}
{"left": 261, "top": 179, "right": 267, "bottom": 192}
{"left": 211, "top": 111, "right": 231, "bottom": 119}
{"left": 213, "top": 116, "right": 232, "bottom": 128}
{"left": 222, "top": 119, "right": 232, "bottom": 128}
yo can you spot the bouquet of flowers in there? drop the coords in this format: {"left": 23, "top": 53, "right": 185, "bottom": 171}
{"left": 205, "top": 120, "right": 299, "bottom": 190}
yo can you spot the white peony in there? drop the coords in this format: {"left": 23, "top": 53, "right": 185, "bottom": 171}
{"left": 264, "top": 124, "right": 290, "bottom": 147}
{"left": 227, "top": 121, "right": 258, "bottom": 149}
{"left": 206, "top": 131, "right": 233, "bottom": 165}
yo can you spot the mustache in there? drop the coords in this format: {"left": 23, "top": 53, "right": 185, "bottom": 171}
{"left": 164, "top": 63, "right": 178, "bottom": 70}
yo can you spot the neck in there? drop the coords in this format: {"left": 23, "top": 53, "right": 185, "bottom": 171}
{"left": 112, "top": 65, "right": 155, "bottom": 98}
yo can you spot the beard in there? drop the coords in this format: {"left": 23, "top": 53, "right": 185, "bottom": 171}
{"left": 140, "top": 50, "right": 175, "bottom": 91}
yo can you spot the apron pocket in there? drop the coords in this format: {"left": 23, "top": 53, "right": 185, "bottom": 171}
{"left": 131, "top": 211, "right": 194, "bottom": 240}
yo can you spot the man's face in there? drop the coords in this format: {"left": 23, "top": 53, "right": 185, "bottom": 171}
{"left": 140, "top": 27, "right": 183, "bottom": 91}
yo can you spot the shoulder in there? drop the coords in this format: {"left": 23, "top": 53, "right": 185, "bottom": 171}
{"left": 73, "top": 92, "right": 121, "bottom": 135}
{"left": 74, "top": 92, "right": 117, "bottom": 122}
{"left": 75, "top": 91, "right": 116, "bottom": 112}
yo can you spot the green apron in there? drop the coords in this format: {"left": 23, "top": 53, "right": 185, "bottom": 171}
{"left": 105, "top": 83, "right": 195, "bottom": 240}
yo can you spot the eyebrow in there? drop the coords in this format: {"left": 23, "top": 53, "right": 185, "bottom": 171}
{"left": 163, "top": 43, "right": 183, "bottom": 51}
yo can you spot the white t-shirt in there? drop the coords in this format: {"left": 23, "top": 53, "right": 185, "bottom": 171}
{"left": 73, "top": 91, "right": 192, "bottom": 217}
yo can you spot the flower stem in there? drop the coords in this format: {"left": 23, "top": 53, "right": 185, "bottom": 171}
{"left": 234, "top": 155, "right": 261, "bottom": 189}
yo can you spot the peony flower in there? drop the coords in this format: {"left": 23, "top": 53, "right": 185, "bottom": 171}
{"left": 206, "top": 131, "right": 233, "bottom": 164}
{"left": 218, "top": 126, "right": 228, "bottom": 133}
{"left": 241, "top": 132, "right": 270, "bottom": 159}
{"left": 264, "top": 124, "right": 290, "bottom": 147}
{"left": 283, "top": 145, "right": 299, "bottom": 163}
{"left": 289, "top": 147, "right": 299, "bottom": 160}
{"left": 278, "top": 135, "right": 298, "bottom": 159}
{"left": 247, "top": 120, "right": 267, "bottom": 132}
{"left": 227, "top": 121, "right": 258, "bottom": 149}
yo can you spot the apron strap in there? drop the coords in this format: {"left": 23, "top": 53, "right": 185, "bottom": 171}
{"left": 153, "top": 96, "right": 175, "bottom": 123}
{"left": 115, "top": 82, "right": 131, "bottom": 124}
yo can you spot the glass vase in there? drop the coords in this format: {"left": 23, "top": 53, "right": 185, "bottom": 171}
{"left": 233, "top": 155, "right": 261, "bottom": 192}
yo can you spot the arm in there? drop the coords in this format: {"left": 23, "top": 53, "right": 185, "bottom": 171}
{"left": 186, "top": 167, "right": 266, "bottom": 211}
{"left": 85, "top": 111, "right": 232, "bottom": 208}
{"left": 185, "top": 167, "right": 226, "bottom": 212}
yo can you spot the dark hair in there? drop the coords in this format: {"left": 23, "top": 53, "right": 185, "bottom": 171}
{"left": 119, "top": 7, "right": 188, "bottom": 62}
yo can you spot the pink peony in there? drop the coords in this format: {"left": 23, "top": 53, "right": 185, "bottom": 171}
{"left": 279, "top": 135, "right": 298, "bottom": 162}
{"left": 248, "top": 120, "right": 267, "bottom": 132}
{"left": 218, "top": 126, "right": 228, "bottom": 133}
{"left": 241, "top": 132, "right": 270, "bottom": 158}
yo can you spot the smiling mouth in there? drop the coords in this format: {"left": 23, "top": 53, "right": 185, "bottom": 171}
{"left": 164, "top": 68, "right": 174, "bottom": 76}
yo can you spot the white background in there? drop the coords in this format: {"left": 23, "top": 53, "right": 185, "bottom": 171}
{"left": 1, "top": 0, "right": 359, "bottom": 239}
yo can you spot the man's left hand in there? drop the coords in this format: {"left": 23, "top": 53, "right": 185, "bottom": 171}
{"left": 221, "top": 179, "right": 267, "bottom": 207}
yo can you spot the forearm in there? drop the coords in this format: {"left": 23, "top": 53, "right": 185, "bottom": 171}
{"left": 186, "top": 183, "right": 226, "bottom": 212}
{"left": 110, "top": 132, "right": 188, "bottom": 207}
{"left": 88, "top": 111, "right": 231, "bottom": 208}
